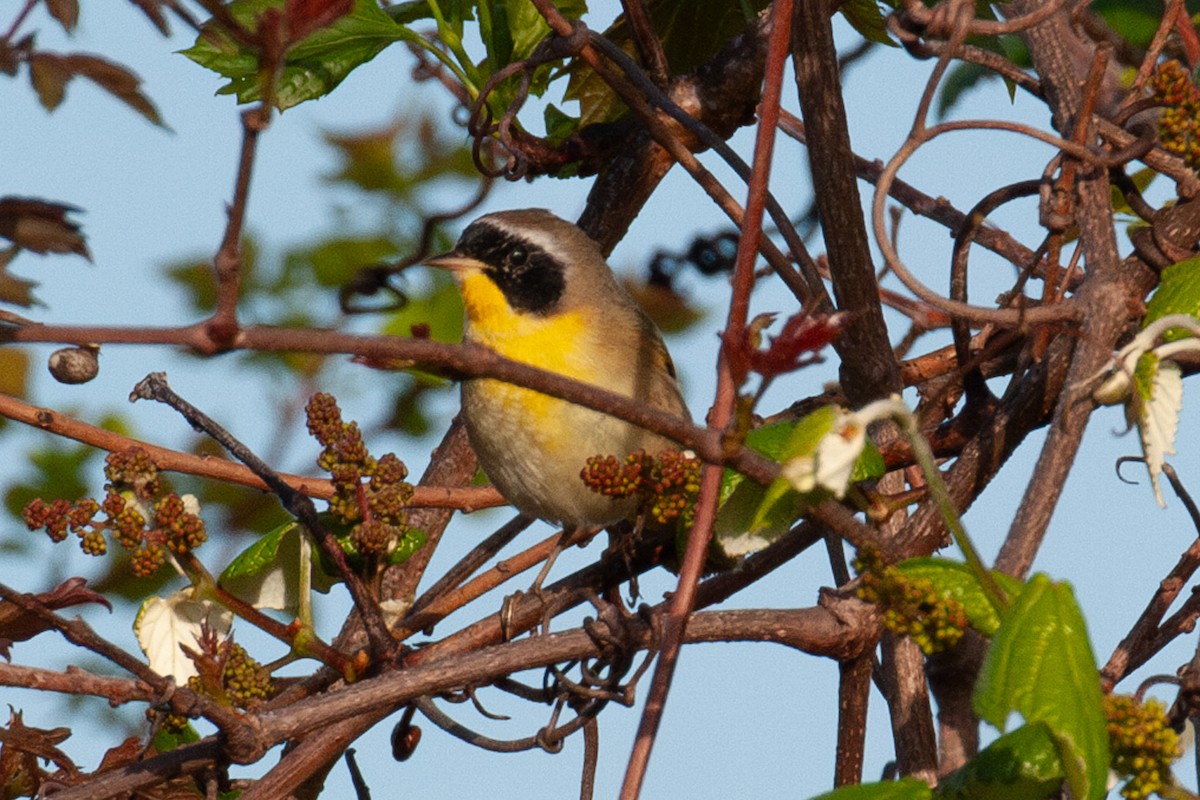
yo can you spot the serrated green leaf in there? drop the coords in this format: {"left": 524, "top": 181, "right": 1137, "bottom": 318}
{"left": 973, "top": 575, "right": 1109, "bottom": 800}
{"left": 897, "top": 558, "right": 1023, "bottom": 637}
{"left": 182, "top": 0, "right": 418, "bottom": 110}
{"left": 1143, "top": 256, "right": 1200, "bottom": 340}
{"left": 840, "top": 0, "right": 896, "bottom": 45}
{"left": 937, "top": 722, "right": 1065, "bottom": 800}
{"left": 809, "top": 777, "right": 933, "bottom": 800}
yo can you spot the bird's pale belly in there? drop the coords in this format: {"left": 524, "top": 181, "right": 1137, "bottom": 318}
{"left": 461, "top": 378, "right": 646, "bottom": 528}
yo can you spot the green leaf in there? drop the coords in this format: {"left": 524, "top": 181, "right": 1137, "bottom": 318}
{"left": 938, "top": 722, "right": 1066, "bottom": 800}
{"left": 897, "top": 558, "right": 1023, "bottom": 637}
{"left": 714, "top": 408, "right": 884, "bottom": 558}
{"left": 1143, "top": 256, "right": 1200, "bottom": 341}
{"left": 182, "top": 0, "right": 419, "bottom": 110}
{"left": 387, "top": 528, "right": 428, "bottom": 564}
{"left": 384, "top": 1, "right": 441, "bottom": 25}
{"left": 839, "top": 0, "right": 896, "bottom": 46}
{"left": 382, "top": 272, "right": 466, "bottom": 344}
{"left": 220, "top": 520, "right": 339, "bottom": 613}
{"left": 152, "top": 722, "right": 201, "bottom": 753}
{"left": 4, "top": 443, "right": 94, "bottom": 521}
{"left": 1112, "top": 168, "right": 1158, "bottom": 217}
{"left": 543, "top": 102, "right": 580, "bottom": 145}
{"left": 973, "top": 575, "right": 1109, "bottom": 800}
{"left": 293, "top": 236, "right": 400, "bottom": 289}
{"left": 809, "top": 777, "right": 933, "bottom": 800}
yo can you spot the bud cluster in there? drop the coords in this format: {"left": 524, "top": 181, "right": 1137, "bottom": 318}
{"left": 1105, "top": 693, "right": 1180, "bottom": 800}
{"left": 580, "top": 449, "right": 701, "bottom": 526}
{"left": 23, "top": 447, "right": 206, "bottom": 578}
{"left": 306, "top": 393, "right": 414, "bottom": 558}
{"left": 1152, "top": 60, "right": 1200, "bottom": 169}
{"left": 853, "top": 546, "right": 967, "bottom": 654}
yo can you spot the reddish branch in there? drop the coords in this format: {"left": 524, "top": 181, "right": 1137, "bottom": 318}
{"left": 620, "top": 1, "right": 794, "bottom": 793}
{"left": 0, "top": 391, "right": 502, "bottom": 511}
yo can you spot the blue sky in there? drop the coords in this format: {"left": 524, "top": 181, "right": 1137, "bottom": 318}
{"left": 4, "top": 2, "right": 1200, "bottom": 798}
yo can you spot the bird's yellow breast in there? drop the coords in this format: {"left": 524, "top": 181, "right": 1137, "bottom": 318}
{"left": 458, "top": 270, "right": 596, "bottom": 382}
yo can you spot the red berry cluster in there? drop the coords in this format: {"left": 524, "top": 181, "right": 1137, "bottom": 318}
{"left": 305, "top": 393, "right": 413, "bottom": 559}
{"left": 23, "top": 447, "right": 207, "bottom": 578}
{"left": 853, "top": 546, "right": 967, "bottom": 655}
{"left": 1105, "top": 694, "right": 1180, "bottom": 800}
{"left": 1152, "top": 60, "right": 1200, "bottom": 169}
{"left": 580, "top": 449, "right": 701, "bottom": 526}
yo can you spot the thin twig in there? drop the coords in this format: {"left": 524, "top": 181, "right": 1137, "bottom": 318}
{"left": 620, "top": 0, "right": 792, "bottom": 794}
{"left": 129, "top": 372, "right": 395, "bottom": 668}
{"left": 0, "top": 392, "right": 502, "bottom": 511}
{"left": 1102, "top": 462, "right": 1200, "bottom": 688}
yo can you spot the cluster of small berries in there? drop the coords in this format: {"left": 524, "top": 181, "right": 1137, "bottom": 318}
{"left": 1152, "top": 60, "right": 1200, "bottom": 169}
{"left": 1105, "top": 693, "right": 1180, "bottom": 800}
{"left": 23, "top": 447, "right": 206, "bottom": 578}
{"left": 189, "top": 640, "right": 274, "bottom": 710}
{"left": 305, "top": 393, "right": 413, "bottom": 558}
{"left": 853, "top": 546, "right": 967, "bottom": 654}
{"left": 580, "top": 449, "right": 701, "bottom": 526}
{"left": 162, "top": 636, "right": 275, "bottom": 732}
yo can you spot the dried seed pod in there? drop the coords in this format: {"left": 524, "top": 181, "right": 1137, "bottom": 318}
{"left": 48, "top": 345, "right": 99, "bottom": 384}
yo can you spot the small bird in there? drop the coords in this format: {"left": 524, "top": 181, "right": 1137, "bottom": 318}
{"left": 425, "top": 208, "right": 691, "bottom": 531}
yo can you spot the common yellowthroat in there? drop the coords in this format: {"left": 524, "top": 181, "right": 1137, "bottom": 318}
{"left": 426, "top": 209, "right": 691, "bottom": 530}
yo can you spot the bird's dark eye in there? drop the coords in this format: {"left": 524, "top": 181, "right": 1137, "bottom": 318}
{"left": 507, "top": 247, "right": 529, "bottom": 269}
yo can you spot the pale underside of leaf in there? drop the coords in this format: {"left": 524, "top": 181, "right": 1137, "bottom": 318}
{"left": 1136, "top": 358, "right": 1183, "bottom": 507}
{"left": 134, "top": 590, "right": 232, "bottom": 682}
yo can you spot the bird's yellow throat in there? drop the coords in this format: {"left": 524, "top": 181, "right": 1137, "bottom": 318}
{"left": 457, "top": 270, "right": 592, "bottom": 380}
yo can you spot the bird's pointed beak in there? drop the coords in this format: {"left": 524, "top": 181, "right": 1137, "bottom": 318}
{"left": 424, "top": 251, "right": 478, "bottom": 272}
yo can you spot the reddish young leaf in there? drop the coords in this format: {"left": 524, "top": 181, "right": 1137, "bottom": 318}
{"left": 95, "top": 738, "right": 143, "bottom": 773}
{"left": 742, "top": 311, "right": 848, "bottom": 381}
{"left": 0, "top": 197, "right": 89, "bottom": 259}
{"left": 0, "top": 709, "right": 78, "bottom": 797}
{"left": 25, "top": 52, "right": 163, "bottom": 125}
{"left": 0, "top": 577, "right": 111, "bottom": 659}
{"left": 44, "top": 0, "right": 80, "bottom": 33}
{"left": 0, "top": 254, "right": 40, "bottom": 307}
{"left": 285, "top": 0, "right": 355, "bottom": 44}
{"left": 27, "top": 53, "right": 71, "bottom": 111}
{"left": 127, "top": 0, "right": 174, "bottom": 35}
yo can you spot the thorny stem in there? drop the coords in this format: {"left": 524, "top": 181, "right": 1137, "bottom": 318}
{"left": 620, "top": 0, "right": 793, "bottom": 795}
{"left": 129, "top": 372, "right": 393, "bottom": 671}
